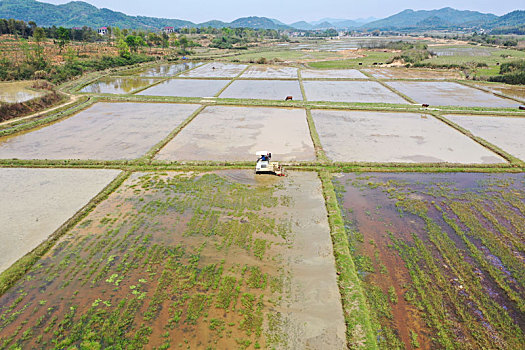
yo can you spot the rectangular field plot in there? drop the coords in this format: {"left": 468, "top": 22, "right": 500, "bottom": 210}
{"left": 156, "top": 106, "right": 315, "bottom": 161}
{"left": 312, "top": 110, "right": 505, "bottom": 163}
{"left": 334, "top": 173, "right": 525, "bottom": 349}
{"left": 304, "top": 81, "right": 408, "bottom": 104}
{"left": 136, "top": 79, "right": 229, "bottom": 98}
{"left": 0, "top": 81, "right": 45, "bottom": 103}
{"left": 179, "top": 62, "right": 248, "bottom": 78}
{"left": 301, "top": 69, "right": 368, "bottom": 79}
{"left": 0, "top": 102, "right": 200, "bottom": 160}
{"left": 240, "top": 65, "right": 298, "bottom": 78}
{"left": 79, "top": 77, "right": 159, "bottom": 94}
{"left": 362, "top": 68, "right": 463, "bottom": 80}
{"left": 0, "top": 168, "right": 120, "bottom": 273}
{"left": 0, "top": 171, "right": 346, "bottom": 349}
{"left": 447, "top": 114, "right": 525, "bottom": 161}
{"left": 386, "top": 81, "right": 518, "bottom": 107}
{"left": 219, "top": 80, "right": 303, "bottom": 100}
{"left": 135, "top": 62, "right": 202, "bottom": 77}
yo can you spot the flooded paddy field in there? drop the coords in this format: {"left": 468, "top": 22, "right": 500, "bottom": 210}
{"left": 303, "top": 81, "right": 408, "bottom": 104}
{"left": 0, "top": 170, "right": 346, "bottom": 349}
{"left": 135, "top": 62, "right": 203, "bottom": 77}
{"left": 470, "top": 82, "right": 525, "bottom": 102}
{"left": 300, "top": 69, "right": 368, "bottom": 79}
{"left": 219, "top": 80, "right": 303, "bottom": 101}
{"left": 79, "top": 77, "right": 159, "bottom": 94}
{"left": 363, "top": 68, "right": 463, "bottom": 80}
{"left": 333, "top": 172, "right": 525, "bottom": 349}
{"left": 0, "top": 81, "right": 45, "bottom": 104}
{"left": 240, "top": 66, "right": 298, "bottom": 79}
{"left": 447, "top": 114, "right": 525, "bottom": 162}
{"left": 137, "top": 79, "right": 229, "bottom": 98}
{"left": 0, "top": 168, "right": 120, "bottom": 273}
{"left": 387, "top": 81, "right": 518, "bottom": 108}
{"left": 312, "top": 110, "right": 505, "bottom": 164}
{"left": 0, "top": 102, "right": 200, "bottom": 160}
{"left": 180, "top": 62, "right": 248, "bottom": 78}
{"left": 156, "top": 106, "right": 315, "bottom": 161}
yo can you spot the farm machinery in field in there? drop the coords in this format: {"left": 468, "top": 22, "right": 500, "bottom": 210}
{"left": 255, "top": 151, "right": 285, "bottom": 176}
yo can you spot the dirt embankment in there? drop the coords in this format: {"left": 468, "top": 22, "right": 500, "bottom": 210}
{"left": 0, "top": 82, "right": 64, "bottom": 122}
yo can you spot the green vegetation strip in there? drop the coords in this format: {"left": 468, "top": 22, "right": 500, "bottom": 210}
{"left": 305, "top": 108, "right": 328, "bottom": 163}
{"left": 0, "top": 96, "right": 94, "bottom": 137}
{"left": 0, "top": 170, "right": 130, "bottom": 297}
{"left": 0, "top": 159, "right": 522, "bottom": 174}
{"left": 319, "top": 171, "right": 377, "bottom": 349}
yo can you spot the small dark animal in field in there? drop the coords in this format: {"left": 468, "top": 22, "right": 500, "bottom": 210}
{"left": 519, "top": 106, "right": 525, "bottom": 110}
{"left": 358, "top": 62, "right": 362, "bottom": 65}
{"left": 422, "top": 104, "right": 429, "bottom": 108}
{"left": 212, "top": 66, "right": 215, "bottom": 70}
{"left": 285, "top": 96, "right": 293, "bottom": 101}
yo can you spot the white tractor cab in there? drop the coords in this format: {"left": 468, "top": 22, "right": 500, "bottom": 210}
{"left": 255, "top": 151, "right": 285, "bottom": 176}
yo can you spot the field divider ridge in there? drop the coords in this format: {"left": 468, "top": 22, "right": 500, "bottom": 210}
{"left": 139, "top": 105, "right": 207, "bottom": 162}
{"left": 305, "top": 108, "right": 329, "bottom": 163}
{"left": 213, "top": 64, "right": 252, "bottom": 98}
{"left": 319, "top": 170, "right": 378, "bottom": 349}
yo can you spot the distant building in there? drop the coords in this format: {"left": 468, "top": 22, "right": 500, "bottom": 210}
{"left": 98, "top": 27, "right": 108, "bottom": 35}
{"left": 163, "top": 27, "right": 175, "bottom": 34}
{"left": 72, "top": 27, "right": 82, "bottom": 30}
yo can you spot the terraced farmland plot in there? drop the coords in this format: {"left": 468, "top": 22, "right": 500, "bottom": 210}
{"left": 219, "top": 80, "right": 303, "bottom": 101}
{"left": 0, "top": 168, "right": 120, "bottom": 273}
{"left": 0, "top": 81, "right": 45, "bottom": 103}
{"left": 240, "top": 66, "right": 298, "bottom": 79}
{"left": 447, "top": 114, "right": 525, "bottom": 161}
{"left": 156, "top": 106, "right": 315, "bottom": 161}
{"left": 79, "top": 77, "right": 159, "bottom": 94}
{"left": 136, "top": 79, "right": 229, "bottom": 98}
{"left": 312, "top": 110, "right": 504, "bottom": 163}
{"left": 0, "top": 171, "right": 346, "bottom": 349}
{"left": 179, "top": 62, "right": 248, "bottom": 78}
{"left": 0, "top": 102, "right": 200, "bottom": 160}
{"left": 135, "top": 62, "right": 203, "bottom": 77}
{"left": 303, "top": 81, "right": 408, "bottom": 104}
{"left": 301, "top": 69, "right": 368, "bottom": 79}
{"left": 362, "top": 68, "right": 462, "bottom": 80}
{"left": 386, "top": 81, "right": 518, "bottom": 108}
{"left": 333, "top": 172, "right": 525, "bottom": 349}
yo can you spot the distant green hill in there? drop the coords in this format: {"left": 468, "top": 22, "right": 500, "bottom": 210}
{"left": 229, "top": 17, "right": 290, "bottom": 30}
{"left": 0, "top": 0, "right": 194, "bottom": 29}
{"left": 361, "top": 7, "right": 498, "bottom": 30}
{"left": 487, "top": 10, "right": 525, "bottom": 28}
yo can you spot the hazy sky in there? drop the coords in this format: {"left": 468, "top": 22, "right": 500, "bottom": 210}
{"left": 40, "top": 0, "right": 524, "bottom": 23}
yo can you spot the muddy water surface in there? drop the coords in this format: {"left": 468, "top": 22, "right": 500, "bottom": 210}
{"left": 446, "top": 114, "right": 525, "bottom": 162}
{"left": 79, "top": 77, "right": 159, "bottom": 94}
{"left": 470, "top": 82, "right": 525, "bottom": 102}
{"left": 0, "top": 170, "right": 345, "bottom": 349}
{"left": 301, "top": 69, "right": 368, "bottom": 79}
{"left": 219, "top": 80, "right": 303, "bottom": 101}
{"left": 0, "top": 102, "right": 200, "bottom": 160}
{"left": 241, "top": 66, "right": 298, "bottom": 79}
{"left": 180, "top": 62, "right": 248, "bottom": 78}
{"left": 387, "top": 81, "right": 518, "bottom": 107}
{"left": 304, "top": 80, "right": 408, "bottom": 104}
{"left": 312, "top": 110, "right": 505, "bottom": 164}
{"left": 0, "top": 168, "right": 120, "bottom": 273}
{"left": 156, "top": 106, "right": 315, "bottom": 161}
{"left": 335, "top": 173, "right": 525, "bottom": 349}
{"left": 136, "top": 62, "right": 203, "bottom": 77}
{"left": 363, "top": 68, "right": 463, "bottom": 80}
{"left": 137, "top": 79, "right": 229, "bottom": 98}
{"left": 0, "top": 81, "right": 45, "bottom": 103}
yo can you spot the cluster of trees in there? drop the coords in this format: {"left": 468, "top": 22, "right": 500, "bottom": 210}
{"left": 468, "top": 33, "right": 518, "bottom": 47}
{"left": 208, "top": 27, "right": 289, "bottom": 49}
{"left": 490, "top": 60, "right": 525, "bottom": 84}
